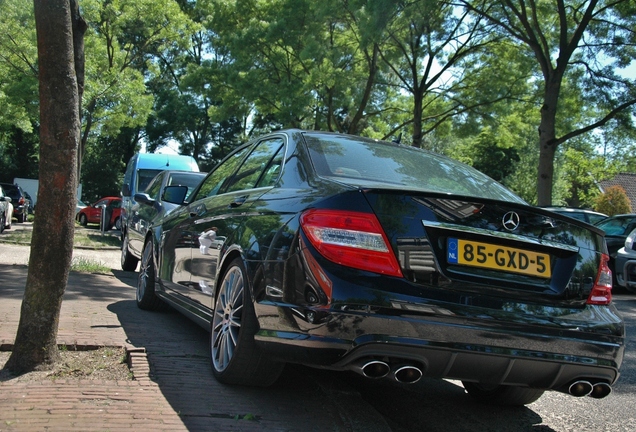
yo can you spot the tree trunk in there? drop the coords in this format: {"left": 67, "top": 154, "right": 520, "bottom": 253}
{"left": 536, "top": 77, "right": 562, "bottom": 206}
{"left": 5, "top": 0, "right": 83, "bottom": 374}
{"left": 412, "top": 93, "right": 424, "bottom": 148}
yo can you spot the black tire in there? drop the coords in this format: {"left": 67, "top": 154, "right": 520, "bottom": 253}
{"left": 79, "top": 213, "right": 88, "bottom": 226}
{"left": 211, "top": 257, "right": 284, "bottom": 386}
{"left": 16, "top": 213, "right": 24, "bottom": 223}
{"left": 114, "top": 217, "right": 121, "bottom": 231}
{"left": 136, "top": 240, "right": 166, "bottom": 311}
{"left": 462, "top": 381, "right": 545, "bottom": 406}
{"left": 0, "top": 213, "right": 4, "bottom": 233}
{"left": 121, "top": 232, "right": 139, "bottom": 271}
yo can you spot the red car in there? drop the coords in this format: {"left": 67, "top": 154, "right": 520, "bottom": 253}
{"left": 76, "top": 197, "right": 122, "bottom": 231}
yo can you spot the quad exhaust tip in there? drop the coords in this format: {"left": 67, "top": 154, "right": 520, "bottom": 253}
{"left": 356, "top": 359, "right": 423, "bottom": 384}
{"left": 360, "top": 360, "right": 390, "bottom": 379}
{"left": 394, "top": 365, "right": 423, "bottom": 384}
{"left": 589, "top": 382, "right": 612, "bottom": 399}
{"left": 568, "top": 381, "right": 612, "bottom": 399}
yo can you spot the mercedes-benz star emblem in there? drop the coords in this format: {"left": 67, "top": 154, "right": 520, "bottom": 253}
{"left": 502, "top": 211, "right": 520, "bottom": 231}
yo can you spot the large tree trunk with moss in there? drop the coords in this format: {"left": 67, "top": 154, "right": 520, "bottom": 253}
{"left": 5, "top": 0, "right": 85, "bottom": 374}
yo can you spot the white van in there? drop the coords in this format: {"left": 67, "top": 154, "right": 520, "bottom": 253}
{"left": 120, "top": 153, "right": 199, "bottom": 239}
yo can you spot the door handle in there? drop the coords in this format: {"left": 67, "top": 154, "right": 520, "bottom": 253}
{"left": 229, "top": 195, "right": 248, "bottom": 208}
{"left": 190, "top": 204, "right": 206, "bottom": 217}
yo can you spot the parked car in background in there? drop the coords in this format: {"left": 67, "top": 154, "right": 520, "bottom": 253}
{"left": 76, "top": 197, "right": 122, "bottom": 231}
{"left": 121, "top": 170, "right": 206, "bottom": 271}
{"left": 76, "top": 200, "right": 87, "bottom": 215}
{"left": 0, "top": 183, "right": 30, "bottom": 223}
{"left": 541, "top": 206, "right": 608, "bottom": 225}
{"left": 134, "top": 129, "right": 623, "bottom": 406}
{"left": 0, "top": 185, "right": 12, "bottom": 233}
{"left": 613, "top": 228, "right": 636, "bottom": 293}
{"left": 23, "top": 191, "right": 35, "bottom": 214}
{"left": 594, "top": 214, "right": 636, "bottom": 284}
{"left": 120, "top": 153, "right": 199, "bottom": 242}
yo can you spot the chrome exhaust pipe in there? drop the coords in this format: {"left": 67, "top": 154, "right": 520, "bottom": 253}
{"left": 357, "top": 360, "right": 390, "bottom": 379}
{"left": 569, "top": 380, "right": 593, "bottom": 397}
{"left": 394, "top": 365, "right": 423, "bottom": 384}
{"left": 589, "top": 382, "right": 612, "bottom": 399}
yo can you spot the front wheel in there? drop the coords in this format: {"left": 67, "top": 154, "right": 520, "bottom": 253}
{"left": 462, "top": 381, "right": 545, "bottom": 406}
{"left": 136, "top": 240, "right": 166, "bottom": 311}
{"left": 211, "top": 257, "right": 284, "bottom": 386}
{"left": 121, "top": 232, "right": 139, "bottom": 271}
{"left": 79, "top": 213, "right": 88, "bottom": 226}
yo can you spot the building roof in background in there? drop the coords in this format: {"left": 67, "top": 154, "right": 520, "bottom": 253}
{"left": 599, "top": 173, "right": 636, "bottom": 212}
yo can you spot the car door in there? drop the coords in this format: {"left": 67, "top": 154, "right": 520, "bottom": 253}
{"left": 163, "top": 137, "right": 285, "bottom": 308}
{"left": 160, "top": 146, "right": 253, "bottom": 295}
{"left": 129, "top": 172, "right": 166, "bottom": 256}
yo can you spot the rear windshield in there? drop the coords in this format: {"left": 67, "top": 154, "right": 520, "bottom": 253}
{"left": 303, "top": 133, "right": 525, "bottom": 203}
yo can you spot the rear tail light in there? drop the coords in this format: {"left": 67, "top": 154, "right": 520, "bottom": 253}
{"left": 300, "top": 209, "right": 403, "bottom": 277}
{"left": 587, "top": 253, "right": 612, "bottom": 305}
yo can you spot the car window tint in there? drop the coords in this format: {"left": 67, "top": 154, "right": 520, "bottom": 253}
{"left": 597, "top": 217, "right": 632, "bottom": 236}
{"left": 256, "top": 144, "right": 284, "bottom": 188}
{"left": 225, "top": 138, "right": 284, "bottom": 193}
{"left": 303, "top": 133, "right": 525, "bottom": 203}
{"left": 168, "top": 172, "right": 205, "bottom": 201}
{"left": 110, "top": 200, "right": 121, "bottom": 209}
{"left": 137, "top": 169, "right": 164, "bottom": 193}
{"left": 146, "top": 173, "right": 164, "bottom": 199}
{"left": 193, "top": 146, "right": 251, "bottom": 201}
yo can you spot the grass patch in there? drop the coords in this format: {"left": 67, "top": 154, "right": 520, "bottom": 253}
{"left": 0, "top": 225, "right": 120, "bottom": 248}
{"left": 70, "top": 257, "right": 111, "bottom": 273}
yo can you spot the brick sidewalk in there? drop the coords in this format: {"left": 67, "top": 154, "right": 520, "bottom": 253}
{"left": 0, "top": 264, "right": 390, "bottom": 431}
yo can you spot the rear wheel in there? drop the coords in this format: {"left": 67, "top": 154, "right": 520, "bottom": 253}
{"left": 462, "top": 381, "right": 545, "bottom": 406}
{"left": 136, "top": 240, "right": 166, "bottom": 311}
{"left": 79, "top": 213, "right": 88, "bottom": 226}
{"left": 16, "top": 212, "right": 24, "bottom": 223}
{"left": 121, "top": 232, "right": 139, "bottom": 271}
{"left": 211, "top": 257, "right": 284, "bottom": 386}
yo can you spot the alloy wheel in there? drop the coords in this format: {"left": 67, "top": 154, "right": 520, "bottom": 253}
{"left": 211, "top": 266, "right": 244, "bottom": 372}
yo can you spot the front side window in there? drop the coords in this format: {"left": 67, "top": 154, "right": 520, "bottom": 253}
{"left": 193, "top": 146, "right": 251, "bottom": 202}
{"left": 137, "top": 169, "right": 163, "bottom": 193}
{"left": 146, "top": 173, "right": 165, "bottom": 200}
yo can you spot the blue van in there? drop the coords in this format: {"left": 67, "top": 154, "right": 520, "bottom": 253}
{"left": 120, "top": 153, "right": 199, "bottom": 240}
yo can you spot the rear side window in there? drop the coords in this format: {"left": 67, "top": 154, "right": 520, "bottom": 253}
{"left": 224, "top": 138, "right": 284, "bottom": 193}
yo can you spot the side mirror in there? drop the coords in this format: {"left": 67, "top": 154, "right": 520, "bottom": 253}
{"left": 162, "top": 185, "right": 188, "bottom": 205}
{"left": 121, "top": 183, "right": 131, "bottom": 196}
{"left": 0, "top": 196, "right": 11, "bottom": 203}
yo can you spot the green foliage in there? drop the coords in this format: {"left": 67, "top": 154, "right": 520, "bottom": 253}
{"left": 594, "top": 186, "right": 632, "bottom": 216}
{"left": 1, "top": 0, "right": 635, "bottom": 205}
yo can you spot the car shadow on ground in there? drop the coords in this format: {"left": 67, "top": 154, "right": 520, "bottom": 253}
{"left": 107, "top": 296, "right": 549, "bottom": 431}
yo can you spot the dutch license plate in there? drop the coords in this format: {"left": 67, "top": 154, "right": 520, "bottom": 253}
{"left": 447, "top": 238, "right": 551, "bottom": 278}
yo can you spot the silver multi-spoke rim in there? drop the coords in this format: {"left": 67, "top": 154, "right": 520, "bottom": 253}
{"left": 137, "top": 244, "right": 151, "bottom": 302}
{"left": 211, "top": 266, "right": 244, "bottom": 372}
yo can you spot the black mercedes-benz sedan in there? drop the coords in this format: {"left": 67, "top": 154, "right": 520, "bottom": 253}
{"left": 137, "top": 129, "right": 624, "bottom": 405}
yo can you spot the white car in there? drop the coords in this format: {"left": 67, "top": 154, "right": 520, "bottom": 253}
{"left": 0, "top": 185, "right": 13, "bottom": 231}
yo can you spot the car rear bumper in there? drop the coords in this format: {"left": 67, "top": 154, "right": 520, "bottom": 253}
{"left": 254, "top": 302, "right": 624, "bottom": 391}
